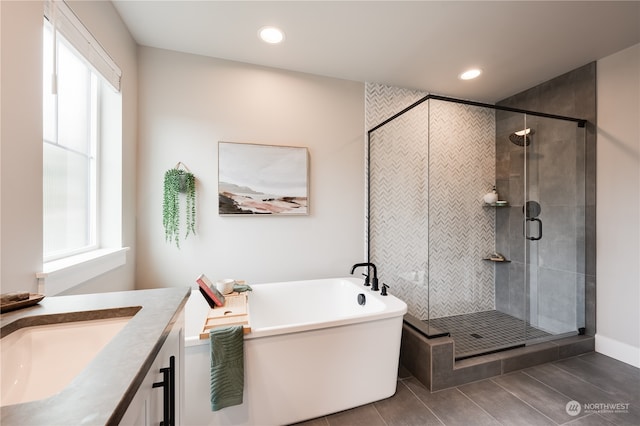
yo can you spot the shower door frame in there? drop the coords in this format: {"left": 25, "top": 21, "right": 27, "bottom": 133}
{"left": 367, "top": 94, "right": 587, "bottom": 353}
{"left": 521, "top": 113, "right": 588, "bottom": 341}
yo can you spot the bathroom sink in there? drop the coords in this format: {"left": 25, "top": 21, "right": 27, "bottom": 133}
{"left": 1, "top": 315, "right": 134, "bottom": 406}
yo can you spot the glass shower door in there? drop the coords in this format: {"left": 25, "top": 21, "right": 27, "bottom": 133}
{"left": 523, "top": 115, "right": 586, "bottom": 340}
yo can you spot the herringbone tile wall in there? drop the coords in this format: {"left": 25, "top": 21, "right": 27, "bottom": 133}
{"left": 367, "top": 83, "right": 496, "bottom": 320}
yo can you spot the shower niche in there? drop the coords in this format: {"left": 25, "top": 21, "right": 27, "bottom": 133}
{"left": 368, "top": 94, "right": 588, "bottom": 362}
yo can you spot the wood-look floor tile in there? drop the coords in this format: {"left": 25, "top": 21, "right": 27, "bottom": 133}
{"left": 325, "top": 403, "right": 386, "bottom": 426}
{"left": 291, "top": 416, "right": 329, "bottom": 426}
{"left": 293, "top": 353, "right": 638, "bottom": 426}
{"left": 562, "top": 412, "right": 616, "bottom": 425}
{"left": 458, "top": 379, "right": 555, "bottom": 426}
{"left": 561, "top": 353, "right": 640, "bottom": 400}
{"left": 374, "top": 381, "right": 443, "bottom": 426}
{"left": 524, "top": 362, "right": 640, "bottom": 425}
{"left": 404, "top": 378, "right": 500, "bottom": 426}
{"left": 493, "top": 371, "right": 587, "bottom": 424}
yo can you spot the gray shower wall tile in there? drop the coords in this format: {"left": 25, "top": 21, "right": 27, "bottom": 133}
{"left": 508, "top": 206, "right": 525, "bottom": 263}
{"left": 541, "top": 152, "right": 576, "bottom": 204}
{"left": 508, "top": 150, "right": 525, "bottom": 206}
{"left": 495, "top": 148, "right": 511, "bottom": 181}
{"left": 498, "top": 87, "right": 542, "bottom": 113}
{"left": 585, "top": 274, "right": 596, "bottom": 335}
{"left": 494, "top": 264, "right": 510, "bottom": 313}
{"left": 494, "top": 205, "right": 510, "bottom": 255}
{"left": 576, "top": 205, "right": 587, "bottom": 274}
{"left": 573, "top": 64, "right": 597, "bottom": 122}
{"left": 507, "top": 261, "right": 526, "bottom": 320}
{"left": 537, "top": 268, "right": 580, "bottom": 333}
{"left": 556, "top": 335, "right": 594, "bottom": 359}
{"left": 496, "top": 62, "right": 595, "bottom": 337}
{"left": 537, "top": 205, "right": 579, "bottom": 272}
{"left": 576, "top": 273, "right": 586, "bottom": 330}
{"left": 400, "top": 324, "right": 433, "bottom": 387}
{"left": 538, "top": 73, "right": 578, "bottom": 119}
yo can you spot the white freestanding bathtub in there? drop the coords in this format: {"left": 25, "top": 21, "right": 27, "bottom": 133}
{"left": 184, "top": 277, "right": 407, "bottom": 426}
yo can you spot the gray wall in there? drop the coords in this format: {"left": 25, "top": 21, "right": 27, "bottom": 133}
{"left": 495, "top": 63, "right": 596, "bottom": 335}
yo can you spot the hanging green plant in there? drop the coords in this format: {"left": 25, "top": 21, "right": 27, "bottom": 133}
{"left": 163, "top": 167, "right": 196, "bottom": 248}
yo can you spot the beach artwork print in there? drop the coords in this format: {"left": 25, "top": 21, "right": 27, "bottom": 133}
{"left": 218, "top": 142, "right": 309, "bottom": 215}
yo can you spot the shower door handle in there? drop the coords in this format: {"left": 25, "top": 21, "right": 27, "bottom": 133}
{"left": 525, "top": 217, "right": 542, "bottom": 241}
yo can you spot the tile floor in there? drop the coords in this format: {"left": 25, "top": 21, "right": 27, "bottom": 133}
{"left": 425, "top": 310, "right": 552, "bottom": 359}
{"left": 294, "top": 352, "right": 640, "bottom": 426}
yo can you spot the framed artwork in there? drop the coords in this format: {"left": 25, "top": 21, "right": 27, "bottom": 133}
{"left": 218, "top": 142, "right": 309, "bottom": 215}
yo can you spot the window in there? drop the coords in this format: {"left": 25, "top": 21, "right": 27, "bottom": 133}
{"left": 43, "top": 21, "right": 98, "bottom": 260}
{"left": 39, "top": 1, "right": 126, "bottom": 295}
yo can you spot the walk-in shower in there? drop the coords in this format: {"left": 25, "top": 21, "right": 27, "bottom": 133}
{"left": 368, "top": 94, "right": 587, "bottom": 360}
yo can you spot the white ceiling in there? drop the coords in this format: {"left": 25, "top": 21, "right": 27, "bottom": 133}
{"left": 112, "top": 1, "right": 640, "bottom": 103}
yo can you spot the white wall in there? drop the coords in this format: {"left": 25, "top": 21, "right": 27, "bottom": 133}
{"left": 596, "top": 43, "right": 640, "bottom": 367}
{"left": 0, "top": 0, "right": 43, "bottom": 294}
{"left": 135, "top": 47, "right": 365, "bottom": 289}
{"left": 0, "top": 1, "right": 138, "bottom": 294}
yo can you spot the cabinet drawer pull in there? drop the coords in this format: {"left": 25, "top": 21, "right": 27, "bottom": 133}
{"left": 152, "top": 355, "right": 175, "bottom": 426}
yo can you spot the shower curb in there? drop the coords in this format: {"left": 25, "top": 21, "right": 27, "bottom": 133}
{"left": 400, "top": 321, "right": 595, "bottom": 392}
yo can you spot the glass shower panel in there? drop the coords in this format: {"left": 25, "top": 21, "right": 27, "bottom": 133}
{"left": 426, "top": 99, "right": 506, "bottom": 353}
{"left": 368, "top": 94, "right": 587, "bottom": 359}
{"left": 524, "top": 115, "right": 586, "bottom": 338}
{"left": 368, "top": 99, "right": 432, "bottom": 332}
{"left": 494, "top": 112, "right": 529, "bottom": 349}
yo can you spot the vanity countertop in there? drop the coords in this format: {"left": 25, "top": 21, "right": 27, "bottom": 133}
{"left": 0, "top": 286, "right": 191, "bottom": 425}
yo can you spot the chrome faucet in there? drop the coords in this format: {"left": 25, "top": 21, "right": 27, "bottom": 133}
{"left": 350, "top": 262, "right": 379, "bottom": 291}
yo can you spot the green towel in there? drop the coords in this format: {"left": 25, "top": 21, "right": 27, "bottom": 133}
{"left": 209, "top": 325, "right": 244, "bottom": 411}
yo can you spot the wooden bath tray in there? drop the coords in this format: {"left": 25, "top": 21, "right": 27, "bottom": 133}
{"left": 199, "top": 292, "right": 251, "bottom": 339}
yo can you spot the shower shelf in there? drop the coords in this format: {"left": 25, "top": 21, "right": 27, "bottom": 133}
{"left": 482, "top": 257, "right": 511, "bottom": 263}
{"left": 483, "top": 202, "right": 509, "bottom": 207}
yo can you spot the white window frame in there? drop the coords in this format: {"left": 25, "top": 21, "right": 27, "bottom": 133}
{"left": 43, "top": 24, "right": 100, "bottom": 261}
{"left": 38, "top": 1, "right": 127, "bottom": 295}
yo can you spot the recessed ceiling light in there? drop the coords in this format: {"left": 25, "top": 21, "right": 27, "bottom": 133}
{"left": 459, "top": 68, "right": 482, "bottom": 80}
{"left": 258, "top": 26, "right": 285, "bottom": 44}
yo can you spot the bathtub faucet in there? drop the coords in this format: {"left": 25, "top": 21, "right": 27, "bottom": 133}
{"left": 350, "top": 263, "right": 379, "bottom": 291}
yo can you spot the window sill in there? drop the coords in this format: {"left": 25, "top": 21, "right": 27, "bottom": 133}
{"left": 37, "top": 247, "right": 129, "bottom": 295}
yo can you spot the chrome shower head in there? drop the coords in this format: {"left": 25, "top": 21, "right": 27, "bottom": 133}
{"left": 509, "top": 128, "right": 535, "bottom": 146}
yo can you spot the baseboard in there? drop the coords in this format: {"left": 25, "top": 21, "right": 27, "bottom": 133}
{"left": 595, "top": 334, "right": 640, "bottom": 368}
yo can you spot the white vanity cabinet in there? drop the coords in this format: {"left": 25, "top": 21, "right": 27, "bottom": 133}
{"left": 120, "top": 310, "right": 185, "bottom": 426}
